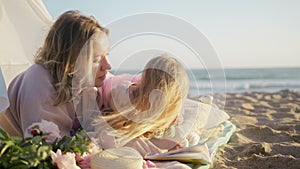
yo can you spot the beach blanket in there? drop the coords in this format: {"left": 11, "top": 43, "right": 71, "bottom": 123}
{"left": 187, "top": 120, "right": 236, "bottom": 169}
{"left": 155, "top": 98, "right": 236, "bottom": 168}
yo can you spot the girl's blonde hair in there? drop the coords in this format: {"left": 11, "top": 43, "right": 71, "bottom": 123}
{"left": 100, "top": 55, "right": 190, "bottom": 145}
{"left": 34, "top": 10, "right": 108, "bottom": 105}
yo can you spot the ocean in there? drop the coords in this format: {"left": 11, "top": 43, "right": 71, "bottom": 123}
{"left": 113, "top": 67, "right": 300, "bottom": 96}
{"left": 188, "top": 67, "right": 300, "bottom": 96}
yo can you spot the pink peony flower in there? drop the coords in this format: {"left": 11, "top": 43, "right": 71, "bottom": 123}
{"left": 50, "top": 149, "right": 80, "bottom": 169}
{"left": 25, "top": 120, "right": 61, "bottom": 142}
{"left": 146, "top": 160, "right": 157, "bottom": 168}
{"left": 75, "top": 153, "right": 91, "bottom": 169}
{"left": 73, "top": 139, "right": 102, "bottom": 169}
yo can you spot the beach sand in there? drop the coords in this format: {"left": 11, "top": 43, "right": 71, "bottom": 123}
{"left": 212, "top": 90, "right": 300, "bottom": 169}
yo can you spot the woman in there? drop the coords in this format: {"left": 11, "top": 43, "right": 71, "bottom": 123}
{"left": 94, "top": 55, "right": 190, "bottom": 155}
{"left": 0, "top": 10, "right": 111, "bottom": 137}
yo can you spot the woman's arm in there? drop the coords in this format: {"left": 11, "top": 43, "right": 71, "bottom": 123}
{"left": 8, "top": 65, "right": 75, "bottom": 136}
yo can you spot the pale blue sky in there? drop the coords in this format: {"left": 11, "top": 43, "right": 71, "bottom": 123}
{"left": 43, "top": 0, "right": 300, "bottom": 68}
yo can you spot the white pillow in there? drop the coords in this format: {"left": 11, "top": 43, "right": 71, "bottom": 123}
{"left": 183, "top": 98, "right": 229, "bottom": 130}
{"left": 161, "top": 98, "right": 229, "bottom": 145}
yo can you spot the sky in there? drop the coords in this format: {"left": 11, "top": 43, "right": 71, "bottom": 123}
{"left": 42, "top": 0, "right": 300, "bottom": 69}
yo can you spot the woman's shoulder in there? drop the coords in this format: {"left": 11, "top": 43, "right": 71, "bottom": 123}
{"left": 8, "top": 64, "right": 53, "bottom": 93}
{"left": 22, "top": 64, "right": 50, "bottom": 81}
{"left": 7, "top": 64, "right": 56, "bottom": 113}
{"left": 26, "top": 64, "right": 49, "bottom": 77}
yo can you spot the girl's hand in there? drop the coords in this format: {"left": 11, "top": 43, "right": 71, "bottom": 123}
{"left": 150, "top": 138, "right": 184, "bottom": 151}
{"left": 125, "top": 137, "right": 162, "bottom": 157}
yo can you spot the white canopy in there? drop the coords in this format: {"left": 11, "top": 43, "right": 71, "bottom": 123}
{"left": 0, "top": 0, "right": 52, "bottom": 111}
{"left": 0, "top": 68, "right": 8, "bottom": 112}
{"left": 0, "top": 0, "right": 52, "bottom": 85}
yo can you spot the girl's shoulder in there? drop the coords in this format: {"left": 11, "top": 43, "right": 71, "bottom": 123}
{"left": 103, "top": 73, "right": 141, "bottom": 92}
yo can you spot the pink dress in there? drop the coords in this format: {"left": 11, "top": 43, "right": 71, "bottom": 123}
{"left": 93, "top": 73, "right": 141, "bottom": 149}
{"left": 101, "top": 73, "right": 141, "bottom": 109}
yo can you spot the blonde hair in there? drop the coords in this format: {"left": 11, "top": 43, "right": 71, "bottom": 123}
{"left": 34, "top": 10, "right": 108, "bottom": 105}
{"left": 102, "top": 55, "right": 189, "bottom": 145}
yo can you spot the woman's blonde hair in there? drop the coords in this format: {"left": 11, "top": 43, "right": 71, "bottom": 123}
{"left": 34, "top": 10, "right": 108, "bottom": 105}
{"left": 101, "top": 55, "right": 190, "bottom": 145}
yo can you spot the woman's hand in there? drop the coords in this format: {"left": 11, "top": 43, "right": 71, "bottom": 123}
{"left": 124, "top": 137, "right": 163, "bottom": 157}
{"left": 80, "top": 87, "right": 100, "bottom": 108}
{"left": 77, "top": 87, "right": 99, "bottom": 129}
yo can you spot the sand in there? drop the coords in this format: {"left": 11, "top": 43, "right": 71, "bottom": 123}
{"left": 212, "top": 90, "right": 300, "bottom": 169}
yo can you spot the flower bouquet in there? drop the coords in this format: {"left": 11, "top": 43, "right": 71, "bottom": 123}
{"left": 0, "top": 120, "right": 100, "bottom": 169}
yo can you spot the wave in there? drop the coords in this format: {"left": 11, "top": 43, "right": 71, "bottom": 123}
{"left": 189, "top": 80, "right": 300, "bottom": 95}
{"left": 188, "top": 67, "right": 300, "bottom": 81}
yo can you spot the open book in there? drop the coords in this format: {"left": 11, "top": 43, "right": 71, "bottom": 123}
{"left": 145, "top": 143, "right": 212, "bottom": 165}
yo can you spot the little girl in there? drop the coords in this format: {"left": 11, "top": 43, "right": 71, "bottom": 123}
{"left": 94, "top": 55, "right": 190, "bottom": 149}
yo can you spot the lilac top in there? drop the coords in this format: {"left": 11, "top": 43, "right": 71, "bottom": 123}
{"left": 6, "top": 64, "right": 76, "bottom": 136}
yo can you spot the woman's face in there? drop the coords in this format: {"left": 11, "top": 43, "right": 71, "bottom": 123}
{"left": 94, "top": 34, "right": 111, "bottom": 87}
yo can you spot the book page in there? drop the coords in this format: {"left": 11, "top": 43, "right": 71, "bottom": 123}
{"left": 145, "top": 143, "right": 211, "bottom": 164}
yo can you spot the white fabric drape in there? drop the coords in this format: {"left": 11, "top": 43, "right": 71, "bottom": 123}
{"left": 0, "top": 68, "right": 8, "bottom": 112}
{"left": 0, "top": 0, "right": 52, "bottom": 85}
{"left": 0, "top": 0, "right": 52, "bottom": 112}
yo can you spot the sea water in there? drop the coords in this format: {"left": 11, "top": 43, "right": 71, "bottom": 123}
{"left": 188, "top": 67, "right": 300, "bottom": 96}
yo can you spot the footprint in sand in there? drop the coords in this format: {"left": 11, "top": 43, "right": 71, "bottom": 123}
{"left": 272, "top": 94, "right": 282, "bottom": 100}
{"left": 271, "top": 142, "right": 300, "bottom": 158}
{"left": 264, "top": 95, "right": 272, "bottom": 100}
{"left": 240, "top": 142, "right": 272, "bottom": 157}
{"left": 242, "top": 103, "right": 255, "bottom": 110}
{"left": 239, "top": 125, "right": 294, "bottom": 143}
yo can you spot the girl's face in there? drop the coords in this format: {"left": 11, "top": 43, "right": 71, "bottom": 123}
{"left": 94, "top": 34, "right": 111, "bottom": 87}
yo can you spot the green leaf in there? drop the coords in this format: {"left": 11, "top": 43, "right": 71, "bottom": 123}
{"left": 14, "top": 145, "right": 24, "bottom": 152}
{"left": 11, "top": 155, "right": 20, "bottom": 161}
{"left": 0, "top": 128, "right": 92, "bottom": 168}
{"left": 0, "top": 140, "right": 15, "bottom": 157}
{"left": 8, "top": 164, "right": 28, "bottom": 169}
{"left": 37, "top": 160, "right": 56, "bottom": 169}
{"left": 11, "top": 136, "right": 23, "bottom": 143}
{"left": 37, "top": 145, "right": 51, "bottom": 160}
{"left": 32, "top": 136, "right": 43, "bottom": 145}
{"left": 0, "top": 128, "right": 10, "bottom": 140}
